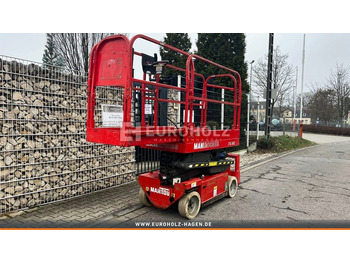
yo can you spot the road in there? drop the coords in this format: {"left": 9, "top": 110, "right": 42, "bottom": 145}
{"left": 120, "top": 133, "right": 350, "bottom": 228}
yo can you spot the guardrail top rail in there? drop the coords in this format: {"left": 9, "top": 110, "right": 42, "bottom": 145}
{"left": 87, "top": 34, "right": 242, "bottom": 154}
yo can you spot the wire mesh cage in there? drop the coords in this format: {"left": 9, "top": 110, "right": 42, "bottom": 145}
{"left": 0, "top": 55, "right": 136, "bottom": 214}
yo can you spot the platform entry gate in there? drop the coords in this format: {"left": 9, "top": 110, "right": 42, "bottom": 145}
{"left": 133, "top": 81, "right": 169, "bottom": 175}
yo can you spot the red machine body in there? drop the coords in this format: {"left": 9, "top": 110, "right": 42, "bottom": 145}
{"left": 86, "top": 34, "right": 242, "bottom": 219}
{"left": 138, "top": 153, "right": 240, "bottom": 210}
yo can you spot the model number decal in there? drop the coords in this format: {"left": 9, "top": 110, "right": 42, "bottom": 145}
{"left": 150, "top": 187, "right": 170, "bottom": 196}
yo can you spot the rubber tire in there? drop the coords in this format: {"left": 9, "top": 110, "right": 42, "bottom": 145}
{"left": 138, "top": 187, "right": 153, "bottom": 207}
{"left": 178, "top": 191, "right": 201, "bottom": 219}
{"left": 227, "top": 176, "right": 238, "bottom": 198}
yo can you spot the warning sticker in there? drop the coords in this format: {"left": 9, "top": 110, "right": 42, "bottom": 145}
{"left": 145, "top": 104, "right": 152, "bottom": 115}
{"left": 213, "top": 186, "right": 217, "bottom": 197}
{"left": 101, "top": 104, "right": 123, "bottom": 127}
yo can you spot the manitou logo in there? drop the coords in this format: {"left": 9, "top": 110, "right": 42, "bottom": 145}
{"left": 150, "top": 187, "right": 170, "bottom": 196}
{"left": 194, "top": 140, "right": 219, "bottom": 150}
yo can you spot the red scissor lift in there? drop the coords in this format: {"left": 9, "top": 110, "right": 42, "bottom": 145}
{"left": 87, "top": 34, "right": 242, "bottom": 219}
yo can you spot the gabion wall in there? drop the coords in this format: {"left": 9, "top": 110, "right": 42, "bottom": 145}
{"left": 0, "top": 55, "right": 135, "bottom": 214}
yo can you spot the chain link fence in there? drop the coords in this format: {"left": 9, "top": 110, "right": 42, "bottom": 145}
{"left": 0, "top": 55, "right": 135, "bottom": 214}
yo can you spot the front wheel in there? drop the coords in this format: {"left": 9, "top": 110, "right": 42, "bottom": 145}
{"left": 227, "top": 176, "right": 238, "bottom": 198}
{"left": 178, "top": 191, "right": 201, "bottom": 219}
{"left": 138, "top": 187, "right": 153, "bottom": 207}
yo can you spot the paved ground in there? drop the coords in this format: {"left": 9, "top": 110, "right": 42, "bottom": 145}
{"left": 303, "top": 132, "right": 350, "bottom": 144}
{"left": 1, "top": 132, "right": 349, "bottom": 228}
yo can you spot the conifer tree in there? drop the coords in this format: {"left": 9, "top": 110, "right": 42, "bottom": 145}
{"left": 196, "top": 33, "right": 249, "bottom": 147}
{"left": 42, "top": 33, "right": 65, "bottom": 69}
{"left": 160, "top": 33, "right": 192, "bottom": 76}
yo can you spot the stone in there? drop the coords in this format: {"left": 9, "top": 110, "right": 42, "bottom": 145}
{"left": 5, "top": 143, "right": 14, "bottom": 151}
{"left": 15, "top": 185, "right": 23, "bottom": 192}
{"left": 33, "top": 100, "right": 44, "bottom": 107}
{"left": 0, "top": 137, "right": 7, "bottom": 146}
{"left": 60, "top": 188, "right": 68, "bottom": 196}
{"left": 28, "top": 184, "right": 36, "bottom": 191}
{"left": 25, "top": 166, "right": 34, "bottom": 172}
{"left": 33, "top": 152, "right": 40, "bottom": 159}
{"left": 6, "top": 197, "right": 15, "bottom": 206}
{"left": 43, "top": 184, "right": 51, "bottom": 190}
{"left": 5, "top": 187, "right": 15, "bottom": 194}
{"left": 4, "top": 74, "right": 12, "bottom": 81}
{"left": 30, "top": 108, "right": 39, "bottom": 116}
{"left": 8, "top": 138, "right": 17, "bottom": 146}
{"left": 25, "top": 123, "right": 34, "bottom": 132}
{"left": 20, "top": 198, "right": 28, "bottom": 206}
{"left": 67, "top": 125, "right": 76, "bottom": 133}
{"left": 27, "top": 140, "right": 36, "bottom": 149}
{"left": 4, "top": 156, "right": 13, "bottom": 166}
{"left": 50, "top": 84, "right": 60, "bottom": 91}
{"left": 37, "top": 80, "right": 50, "bottom": 89}
{"left": 27, "top": 199, "right": 36, "bottom": 207}
{"left": 21, "top": 81, "right": 33, "bottom": 91}
{"left": 13, "top": 91, "right": 24, "bottom": 101}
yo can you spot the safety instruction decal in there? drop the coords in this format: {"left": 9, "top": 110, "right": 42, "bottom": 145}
{"left": 101, "top": 104, "right": 123, "bottom": 127}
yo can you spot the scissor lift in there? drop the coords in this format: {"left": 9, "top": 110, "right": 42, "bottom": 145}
{"left": 87, "top": 34, "right": 242, "bottom": 219}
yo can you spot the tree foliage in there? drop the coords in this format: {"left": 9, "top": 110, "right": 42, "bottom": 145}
{"left": 252, "top": 46, "right": 296, "bottom": 117}
{"left": 50, "top": 33, "right": 115, "bottom": 74}
{"left": 160, "top": 33, "right": 192, "bottom": 76}
{"left": 196, "top": 33, "right": 248, "bottom": 91}
{"left": 305, "top": 63, "right": 350, "bottom": 126}
{"left": 195, "top": 33, "right": 249, "bottom": 146}
{"left": 42, "top": 33, "right": 65, "bottom": 68}
{"left": 325, "top": 63, "right": 350, "bottom": 126}
{"left": 307, "top": 86, "right": 337, "bottom": 124}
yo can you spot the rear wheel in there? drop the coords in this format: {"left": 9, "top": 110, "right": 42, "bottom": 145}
{"left": 227, "top": 176, "right": 238, "bottom": 198}
{"left": 178, "top": 191, "right": 201, "bottom": 219}
{"left": 138, "top": 187, "right": 152, "bottom": 207}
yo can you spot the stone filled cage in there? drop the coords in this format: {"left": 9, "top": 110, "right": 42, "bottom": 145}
{"left": 0, "top": 55, "right": 136, "bottom": 214}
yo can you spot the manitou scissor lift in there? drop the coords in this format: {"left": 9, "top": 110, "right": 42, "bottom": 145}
{"left": 87, "top": 34, "right": 241, "bottom": 219}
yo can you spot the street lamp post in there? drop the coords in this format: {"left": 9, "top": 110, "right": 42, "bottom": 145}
{"left": 257, "top": 96, "right": 260, "bottom": 140}
{"left": 247, "top": 60, "right": 255, "bottom": 149}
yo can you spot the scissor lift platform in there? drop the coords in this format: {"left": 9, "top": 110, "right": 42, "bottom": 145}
{"left": 86, "top": 34, "right": 242, "bottom": 219}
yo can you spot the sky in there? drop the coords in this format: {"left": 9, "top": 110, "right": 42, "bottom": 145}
{"left": 1, "top": 32, "right": 350, "bottom": 101}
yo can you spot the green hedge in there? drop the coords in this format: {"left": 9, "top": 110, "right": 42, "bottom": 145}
{"left": 303, "top": 125, "right": 350, "bottom": 136}
{"left": 257, "top": 135, "right": 314, "bottom": 153}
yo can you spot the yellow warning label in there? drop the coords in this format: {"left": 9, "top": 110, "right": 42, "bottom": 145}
{"left": 213, "top": 186, "right": 218, "bottom": 197}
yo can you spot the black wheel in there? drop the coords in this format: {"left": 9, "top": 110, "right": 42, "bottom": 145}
{"left": 178, "top": 191, "right": 201, "bottom": 219}
{"left": 138, "top": 187, "right": 152, "bottom": 207}
{"left": 227, "top": 176, "right": 238, "bottom": 198}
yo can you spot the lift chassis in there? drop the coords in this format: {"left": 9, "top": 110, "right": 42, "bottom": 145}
{"left": 87, "top": 34, "right": 242, "bottom": 219}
